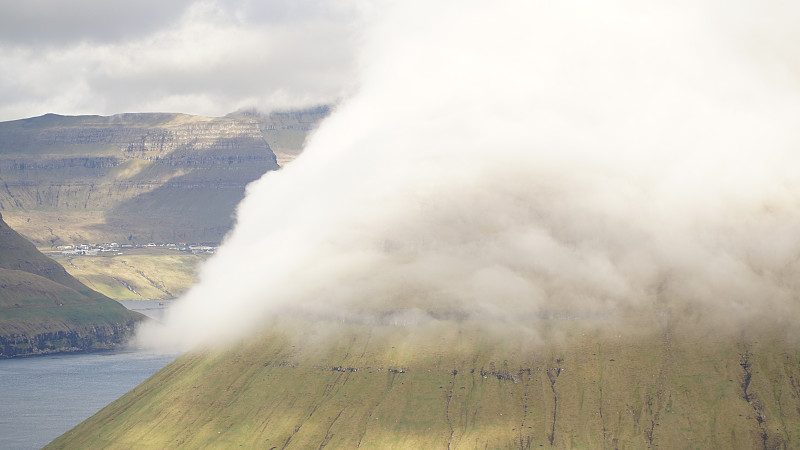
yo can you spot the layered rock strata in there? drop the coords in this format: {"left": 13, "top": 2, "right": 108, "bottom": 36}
{"left": 0, "top": 108, "right": 328, "bottom": 244}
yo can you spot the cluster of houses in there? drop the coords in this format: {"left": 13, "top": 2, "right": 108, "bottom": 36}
{"left": 57, "top": 242, "right": 216, "bottom": 256}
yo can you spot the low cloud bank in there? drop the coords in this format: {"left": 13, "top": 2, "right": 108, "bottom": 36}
{"left": 137, "top": 0, "right": 800, "bottom": 350}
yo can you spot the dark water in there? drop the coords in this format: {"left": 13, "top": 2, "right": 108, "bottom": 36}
{"left": 0, "top": 300, "right": 179, "bottom": 450}
{"left": 119, "top": 298, "right": 173, "bottom": 321}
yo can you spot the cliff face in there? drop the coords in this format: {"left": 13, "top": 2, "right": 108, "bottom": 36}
{"left": 0, "top": 109, "right": 328, "bottom": 244}
{"left": 0, "top": 318, "right": 140, "bottom": 358}
{"left": 249, "top": 105, "right": 331, "bottom": 166}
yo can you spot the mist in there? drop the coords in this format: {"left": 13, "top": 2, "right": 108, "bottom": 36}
{"left": 137, "top": 0, "right": 800, "bottom": 350}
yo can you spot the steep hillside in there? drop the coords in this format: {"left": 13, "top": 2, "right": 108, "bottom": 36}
{"left": 56, "top": 250, "right": 207, "bottom": 300}
{"left": 0, "top": 213, "right": 144, "bottom": 357}
{"left": 49, "top": 316, "right": 800, "bottom": 448}
{"left": 0, "top": 107, "right": 328, "bottom": 245}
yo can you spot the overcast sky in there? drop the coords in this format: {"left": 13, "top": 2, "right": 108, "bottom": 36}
{"left": 0, "top": 0, "right": 362, "bottom": 121}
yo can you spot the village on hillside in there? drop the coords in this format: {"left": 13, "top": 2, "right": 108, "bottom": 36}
{"left": 54, "top": 242, "right": 217, "bottom": 256}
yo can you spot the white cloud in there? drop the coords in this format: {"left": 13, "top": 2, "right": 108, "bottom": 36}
{"left": 136, "top": 0, "right": 800, "bottom": 350}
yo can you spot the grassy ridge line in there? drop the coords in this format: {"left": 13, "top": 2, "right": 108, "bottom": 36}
{"left": 48, "top": 318, "right": 800, "bottom": 448}
{"left": 0, "top": 213, "right": 96, "bottom": 296}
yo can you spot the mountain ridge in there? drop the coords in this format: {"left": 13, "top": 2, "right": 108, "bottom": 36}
{"left": 0, "top": 107, "right": 329, "bottom": 245}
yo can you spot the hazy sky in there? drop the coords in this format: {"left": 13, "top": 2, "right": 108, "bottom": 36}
{"left": 0, "top": 0, "right": 361, "bottom": 121}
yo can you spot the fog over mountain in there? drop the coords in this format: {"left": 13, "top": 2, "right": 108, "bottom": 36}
{"left": 138, "top": 0, "right": 800, "bottom": 350}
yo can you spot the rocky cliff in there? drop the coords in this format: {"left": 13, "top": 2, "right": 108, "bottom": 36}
{"left": 0, "top": 319, "right": 140, "bottom": 358}
{"left": 0, "top": 107, "right": 328, "bottom": 245}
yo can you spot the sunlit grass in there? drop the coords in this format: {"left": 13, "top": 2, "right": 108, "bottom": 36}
{"left": 47, "top": 318, "right": 800, "bottom": 448}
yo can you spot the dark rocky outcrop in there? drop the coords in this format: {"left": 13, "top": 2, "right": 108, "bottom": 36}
{"left": 0, "top": 318, "right": 139, "bottom": 358}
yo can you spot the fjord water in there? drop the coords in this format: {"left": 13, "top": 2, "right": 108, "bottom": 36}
{"left": 0, "top": 300, "right": 177, "bottom": 450}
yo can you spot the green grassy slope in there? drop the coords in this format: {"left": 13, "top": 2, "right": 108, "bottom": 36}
{"left": 54, "top": 251, "right": 206, "bottom": 300}
{"left": 0, "top": 213, "right": 144, "bottom": 357}
{"left": 0, "top": 212, "right": 95, "bottom": 295}
{"left": 49, "top": 317, "right": 800, "bottom": 448}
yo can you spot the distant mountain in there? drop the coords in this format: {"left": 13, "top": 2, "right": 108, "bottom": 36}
{"left": 48, "top": 318, "right": 800, "bottom": 448}
{"left": 0, "top": 107, "right": 329, "bottom": 245}
{"left": 0, "top": 212, "right": 144, "bottom": 357}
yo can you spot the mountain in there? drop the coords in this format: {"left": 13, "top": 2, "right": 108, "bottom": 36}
{"left": 48, "top": 316, "right": 800, "bottom": 448}
{"left": 0, "top": 212, "right": 144, "bottom": 357}
{"left": 0, "top": 107, "right": 329, "bottom": 246}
